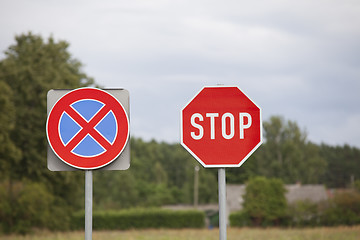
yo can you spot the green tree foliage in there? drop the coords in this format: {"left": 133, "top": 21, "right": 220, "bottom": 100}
{"left": 287, "top": 200, "right": 320, "bottom": 227}
{"left": 0, "top": 32, "right": 93, "bottom": 233}
{"left": 242, "top": 176, "right": 287, "bottom": 226}
{"left": 93, "top": 138, "right": 218, "bottom": 210}
{"left": 0, "top": 180, "right": 62, "bottom": 233}
{"left": 94, "top": 171, "right": 139, "bottom": 209}
{"left": 321, "top": 190, "right": 360, "bottom": 226}
{"left": 320, "top": 144, "right": 360, "bottom": 188}
{"left": 261, "top": 116, "right": 327, "bottom": 183}
{"left": 0, "top": 32, "right": 93, "bottom": 191}
{"left": 0, "top": 81, "right": 21, "bottom": 178}
{"left": 0, "top": 32, "right": 93, "bottom": 181}
{"left": 71, "top": 209, "right": 205, "bottom": 230}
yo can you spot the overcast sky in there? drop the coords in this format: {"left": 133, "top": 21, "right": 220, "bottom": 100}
{"left": 1, "top": 0, "right": 360, "bottom": 147}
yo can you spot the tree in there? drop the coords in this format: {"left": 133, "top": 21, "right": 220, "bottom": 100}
{"left": 0, "top": 81, "right": 21, "bottom": 179}
{"left": 320, "top": 144, "right": 360, "bottom": 188}
{"left": 260, "top": 116, "right": 327, "bottom": 184}
{"left": 0, "top": 33, "right": 94, "bottom": 232}
{"left": 93, "top": 171, "right": 139, "bottom": 209}
{"left": 0, "top": 180, "right": 56, "bottom": 233}
{"left": 0, "top": 32, "right": 93, "bottom": 182}
{"left": 242, "top": 176, "right": 287, "bottom": 226}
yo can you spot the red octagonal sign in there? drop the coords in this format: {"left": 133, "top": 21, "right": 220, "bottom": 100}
{"left": 181, "top": 86, "right": 262, "bottom": 168}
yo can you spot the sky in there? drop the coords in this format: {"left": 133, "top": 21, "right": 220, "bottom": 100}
{"left": 1, "top": 0, "right": 360, "bottom": 147}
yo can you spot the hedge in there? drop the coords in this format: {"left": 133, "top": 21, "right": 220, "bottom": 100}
{"left": 229, "top": 210, "right": 290, "bottom": 227}
{"left": 229, "top": 211, "right": 250, "bottom": 227}
{"left": 230, "top": 191, "right": 360, "bottom": 228}
{"left": 71, "top": 208, "right": 205, "bottom": 230}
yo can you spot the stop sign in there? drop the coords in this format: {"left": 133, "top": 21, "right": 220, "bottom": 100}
{"left": 181, "top": 86, "right": 262, "bottom": 168}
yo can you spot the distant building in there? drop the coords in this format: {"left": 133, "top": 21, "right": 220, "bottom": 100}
{"left": 227, "top": 184, "right": 246, "bottom": 213}
{"left": 286, "top": 184, "right": 328, "bottom": 204}
{"left": 227, "top": 184, "right": 328, "bottom": 213}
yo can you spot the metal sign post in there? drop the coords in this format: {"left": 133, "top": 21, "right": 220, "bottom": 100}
{"left": 218, "top": 168, "right": 227, "bottom": 240}
{"left": 46, "top": 88, "right": 131, "bottom": 240}
{"left": 179, "top": 85, "right": 262, "bottom": 239}
{"left": 85, "top": 170, "right": 93, "bottom": 240}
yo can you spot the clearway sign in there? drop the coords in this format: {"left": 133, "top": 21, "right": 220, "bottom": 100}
{"left": 46, "top": 88, "right": 130, "bottom": 171}
{"left": 181, "top": 86, "right": 262, "bottom": 168}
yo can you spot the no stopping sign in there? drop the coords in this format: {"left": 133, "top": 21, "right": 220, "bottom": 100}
{"left": 46, "top": 88, "right": 129, "bottom": 170}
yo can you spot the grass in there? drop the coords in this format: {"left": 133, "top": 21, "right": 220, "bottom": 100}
{"left": 1, "top": 226, "right": 360, "bottom": 240}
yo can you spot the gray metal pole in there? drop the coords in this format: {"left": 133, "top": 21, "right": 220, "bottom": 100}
{"left": 85, "top": 170, "right": 93, "bottom": 240}
{"left": 218, "top": 168, "right": 227, "bottom": 240}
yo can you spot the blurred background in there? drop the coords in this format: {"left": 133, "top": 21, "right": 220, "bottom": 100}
{"left": 0, "top": 0, "right": 359, "bottom": 234}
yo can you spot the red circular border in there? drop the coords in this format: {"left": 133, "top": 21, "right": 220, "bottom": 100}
{"left": 46, "top": 88, "right": 129, "bottom": 170}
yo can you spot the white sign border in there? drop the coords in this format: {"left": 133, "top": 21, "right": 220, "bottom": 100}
{"left": 180, "top": 85, "right": 263, "bottom": 168}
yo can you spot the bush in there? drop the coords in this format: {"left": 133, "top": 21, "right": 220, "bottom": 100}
{"left": 321, "top": 191, "right": 360, "bottom": 226}
{"left": 231, "top": 190, "right": 360, "bottom": 228}
{"left": 0, "top": 180, "right": 57, "bottom": 234}
{"left": 288, "top": 200, "right": 321, "bottom": 227}
{"left": 229, "top": 211, "right": 250, "bottom": 227}
{"left": 71, "top": 208, "right": 205, "bottom": 230}
{"left": 242, "top": 176, "right": 287, "bottom": 226}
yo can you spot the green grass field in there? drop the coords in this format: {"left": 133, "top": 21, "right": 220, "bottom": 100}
{"left": 2, "top": 226, "right": 360, "bottom": 240}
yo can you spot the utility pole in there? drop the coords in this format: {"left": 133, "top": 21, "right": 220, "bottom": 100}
{"left": 194, "top": 165, "right": 200, "bottom": 208}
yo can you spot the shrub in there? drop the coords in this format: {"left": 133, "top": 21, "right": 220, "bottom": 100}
{"left": 288, "top": 200, "right": 320, "bottom": 227}
{"left": 229, "top": 211, "right": 250, "bottom": 227}
{"left": 0, "top": 180, "right": 57, "bottom": 234}
{"left": 321, "top": 191, "right": 360, "bottom": 226}
{"left": 71, "top": 208, "right": 205, "bottom": 230}
{"left": 242, "top": 176, "right": 287, "bottom": 226}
